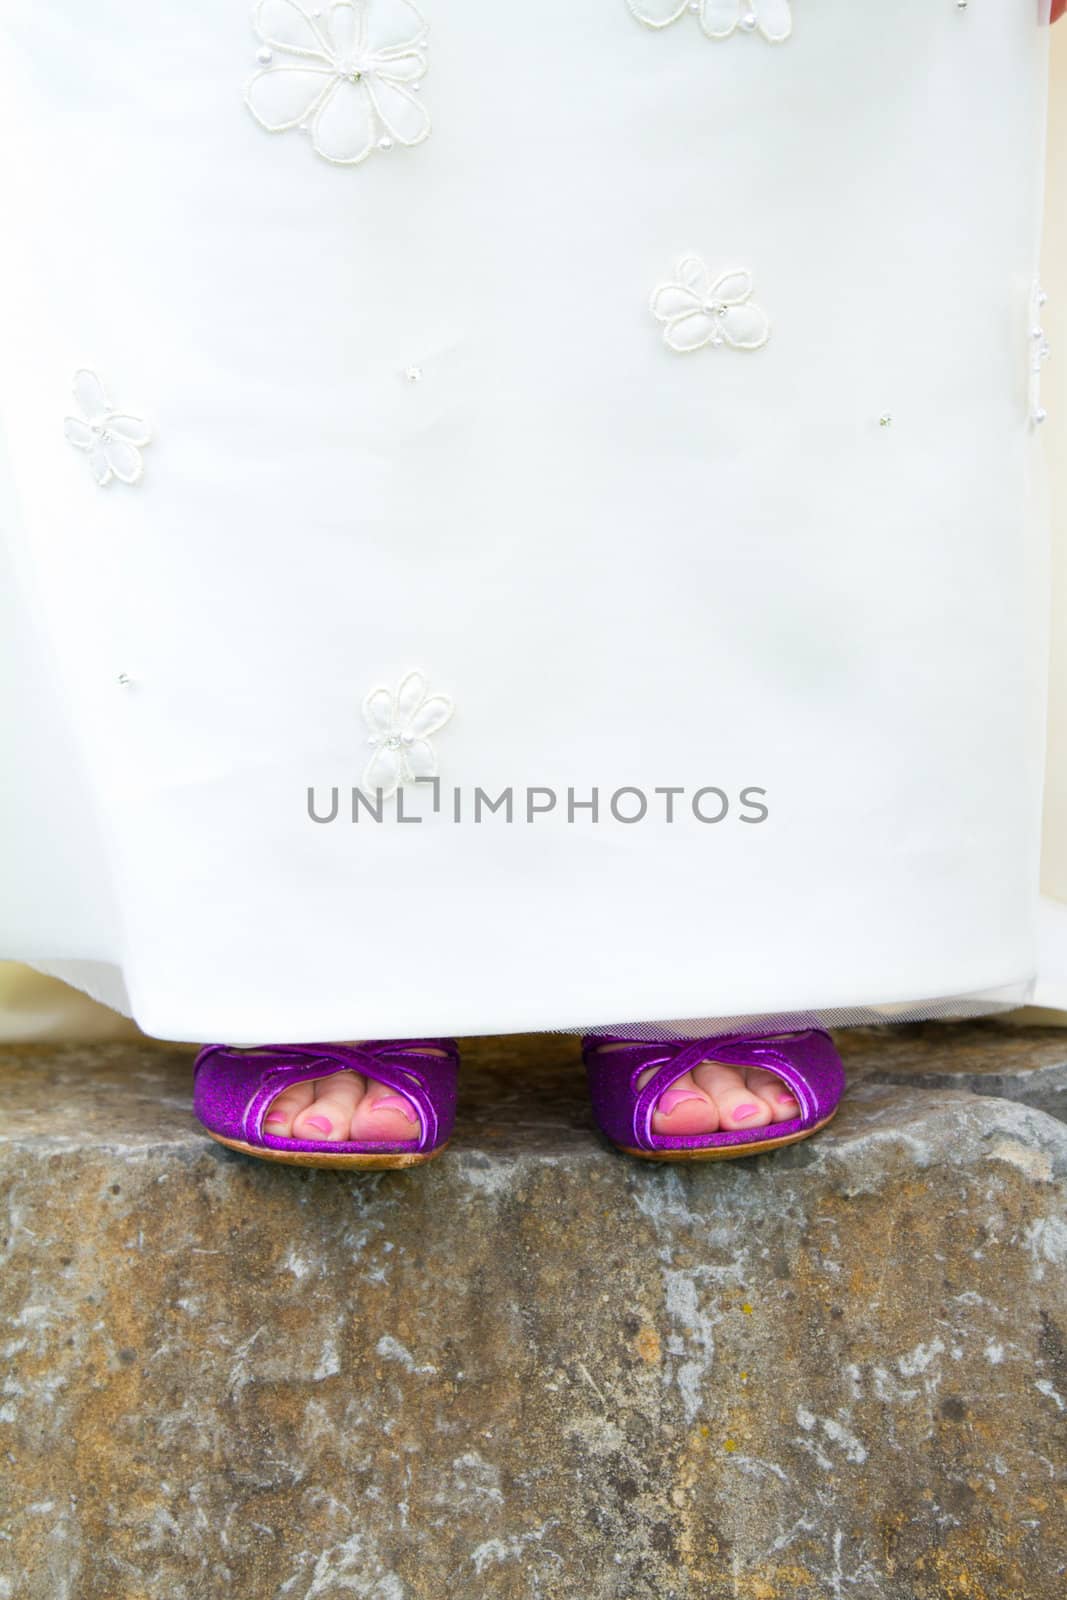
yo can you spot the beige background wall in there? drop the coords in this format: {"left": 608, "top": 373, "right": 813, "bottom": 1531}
{"left": 3, "top": 38, "right": 1066, "bottom": 1044}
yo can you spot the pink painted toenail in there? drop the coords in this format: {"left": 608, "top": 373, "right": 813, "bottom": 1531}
{"left": 659, "top": 1089, "right": 705, "bottom": 1116}
{"left": 304, "top": 1115, "right": 332, "bottom": 1134}
{"left": 733, "top": 1103, "right": 760, "bottom": 1120}
{"left": 372, "top": 1095, "right": 418, "bottom": 1123}
{"left": 776, "top": 1091, "right": 797, "bottom": 1103}
{"left": 265, "top": 1114, "right": 287, "bottom": 1125}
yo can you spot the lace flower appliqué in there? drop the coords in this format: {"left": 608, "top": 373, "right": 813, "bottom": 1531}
{"left": 651, "top": 258, "right": 770, "bottom": 354}
{"left": 362, "top": 672, "right": 453, "bottom": 798}
{"left": 64, "top": 371, "right": 151, "bottom": 487}
{"left": 245, "top": 0, "right": 430, "bottom": 167}
{"left": 1030, "top": 282, "right": 1051, "bottom": 427}
{"left": 628, "top": 0, "right": 792, "bottom": 43}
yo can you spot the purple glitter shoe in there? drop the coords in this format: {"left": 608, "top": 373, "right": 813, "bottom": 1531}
{"left": 193, "top": 1039, "right": 459, "bottom": 1170}
{"left": 583, "top": 1029, "right": 845, "bottom": 1162}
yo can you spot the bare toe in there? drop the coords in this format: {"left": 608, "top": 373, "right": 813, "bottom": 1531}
{"left": 262, "top": 1079, "right": 315, "bottom": 1138}
{"left": 349, "top": 1079, "right": 421, "bottom": 1143}
{"left": 745, "top": 1066, "right": 799, "bottom": 1124}
{"left": 636, "top": 1067, "right": 720, "bottom": 1136}
{"left": 291, "top": 1070, "right": 367, "bottom": 1143}
{"left": 693, "top": 1061, "right": 775, "bottom": 1131}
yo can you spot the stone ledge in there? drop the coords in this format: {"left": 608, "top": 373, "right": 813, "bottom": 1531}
{"left": 841, "top": 1021, "right": 1067, "bottom": 1121}
{"left": 1, "top": 1025, "right": 1065, "bottom": 1599}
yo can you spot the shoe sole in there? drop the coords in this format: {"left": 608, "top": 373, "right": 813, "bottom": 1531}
{"left": 204, "top": 1130, "right": 446, "bottom": 1170}
{"left": 619, "top": 1108, "right": 838, "bottom": 1161}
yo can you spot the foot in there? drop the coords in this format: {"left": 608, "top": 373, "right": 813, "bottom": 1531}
{"left": 261, "top": 1043, "right": 437, "bottom": 1144}
{"left": 610, "top": 1046, "right": 801, "bottom": 1138}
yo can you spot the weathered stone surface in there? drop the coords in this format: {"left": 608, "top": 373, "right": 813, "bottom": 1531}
{"left": 840, "top": 1021, "right": 1067, "bottom": 1122}
{"left": 1, "top": 1026, "right": 1065, "bottom": 1600}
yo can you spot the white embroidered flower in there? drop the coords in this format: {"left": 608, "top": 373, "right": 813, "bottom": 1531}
{"left": 1030, "top": 281, "right": 1051, "bottom": 427}
{"left": 628, "top": 0, "right": 792, "bottom": 43}
{"left": 63, "top": 370, "right": 151, "bottom": 487}
{"left": 245, "top": 0, "right": 430, "bottom": 167}
{"left": 651, "top": 258, "right": 770, "bottom": 354}
{"left": 362, "top": 672, "right": 453, "bottom": 798}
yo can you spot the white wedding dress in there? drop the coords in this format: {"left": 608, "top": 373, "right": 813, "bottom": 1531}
{"left": 0, "top": 0, "right": 1061, "bottom": 1042}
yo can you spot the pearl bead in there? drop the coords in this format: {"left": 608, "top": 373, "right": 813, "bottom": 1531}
{"left": 1035, "top": 408, "right": 1048, "bottom": 425}
{"left": 740, "top": 12, "right": 758, "bottom": 31}
{"left": 256, "top": 47, "right": 273, "bottom": 65}
{"left": 117, "top": 673, "right": 133, "bottom": 688}
{"left": 377, "top": 136, "right": 394, "bottom": 151}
